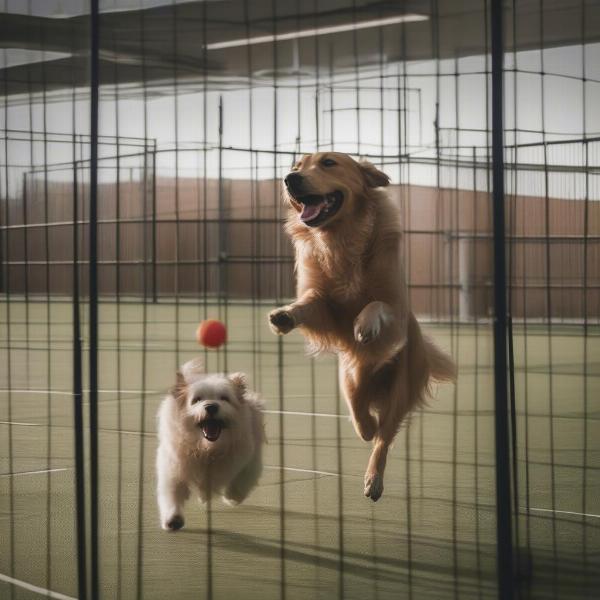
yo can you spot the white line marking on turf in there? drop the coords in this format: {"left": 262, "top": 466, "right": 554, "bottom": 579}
{"left": 95, "top": 389, "right": 158, "bottom": 395}
{"left": 0, "top": 424, "right": 339, "bottom": 479}
{"left": 0, "top": 388, "right": 158, "bottom": 396}
{"left": 1, "top": 468, "right": 68, "bottom": 478}
{"left": 0, "top": 389, "right": 72, "bottom": 396}
{"left": 265, "top": 409, "right": 346, "bottom": 419}
{"left": 0, "top": 421, "right": 42, "bottom": 426}
{"left": 0, "top": 389, "right": 351, "bottom": 416}
{"left": 0, "top": 572, "right": 77, "bottom": 600}
{"left": 265, "top": 465, "right": 339, "bottom": 477}
{"left": 108, "top": 428, "right": 153, "bottom": 436}
{"left": 0, "top": 397, "right": 348, "bottom": 420}
{"left": 525, "top": 506, "right": 600, "bottom": 520}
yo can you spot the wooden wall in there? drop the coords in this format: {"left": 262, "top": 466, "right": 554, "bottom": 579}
{"left": 2, "top": 176, "right": 599, "bottom": 319}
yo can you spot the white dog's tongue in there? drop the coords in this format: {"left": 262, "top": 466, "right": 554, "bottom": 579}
{"left": 301, "top": 200, "right": 325, "bottom": 222}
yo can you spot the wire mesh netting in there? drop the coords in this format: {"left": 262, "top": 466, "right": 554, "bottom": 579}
{"left": 1, "top": 1, "right": 599, "bottom": 599}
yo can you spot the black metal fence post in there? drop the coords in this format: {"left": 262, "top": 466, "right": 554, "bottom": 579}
{"left": 89, "top": 1, "right": 100, "bottom": 599}
{"left": 218, "top": 96, "right": 225, "bottom": 301}
{"left": 152, "top": 141, "right": 157, "bottom": 303}
{"left": 490, "top": 0, "right": 515, "bottom": 599}
{"left": 71, "top": 147, "right": 87, "bottom": 600}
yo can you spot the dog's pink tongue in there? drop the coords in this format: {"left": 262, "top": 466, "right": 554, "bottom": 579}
{"left": 300, "top": 201, "right": 324, "bottom": 222}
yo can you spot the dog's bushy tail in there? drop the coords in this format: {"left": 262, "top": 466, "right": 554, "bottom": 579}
{"left": 405, "top": 314, "right": 455, "bottom": 416}
{"left": 423, "top": 335, "right": 457, "bottom": 383}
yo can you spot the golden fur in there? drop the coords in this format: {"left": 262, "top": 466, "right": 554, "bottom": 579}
{"left": 269, "top": 152, "right": 456, "bottom": 501}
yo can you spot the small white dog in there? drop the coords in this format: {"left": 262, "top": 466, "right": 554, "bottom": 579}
{"left": 156, "top": 358, "right": 265, "bottom": 531}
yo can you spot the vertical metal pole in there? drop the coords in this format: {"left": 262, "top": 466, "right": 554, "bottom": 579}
{"left": 22, "top": 174, "right": 29, "bottom": 327}
{"left": 72, "top": 155, "right": 88, "bottom": 600}
{"left": 89, "top": 1, "right": 100, "bottom": 599}
{"left": 490, "top": 1, "right": 514, "bottom": 599}
{"left": 152, "top": 142, "right": 157, "bottom": 303}
{"left": 458, "top": 236, "right": 471, "bottom": 321}
{"left": 143, "top": 144, "right": 149, "bottom": 302}
{"left": 218, "top": 96, "right": 225, "bottom": 301}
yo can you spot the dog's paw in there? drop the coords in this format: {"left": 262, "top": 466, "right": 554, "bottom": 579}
{"left": 269, "top": 307, "right": 296, "bottom": 335}
{"left": 364, "top": 473, "right": 384, "bottom": 502}
{"left": 354, "top": 322, "right": 379, "bottom": 345}
{"left": 162, "top": 515, "right": 185, "bottom": 531}
{"left": 354, "top": 304, "right": 389, "bottom": 345}
{"left": 352, "top": 414, "right": 377, "bottom": 442}
{"left": 223, "top": 493, "right": 244, "bottom": 507}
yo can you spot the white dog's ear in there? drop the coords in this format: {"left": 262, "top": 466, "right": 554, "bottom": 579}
{"left": 228, "top": 372, "right": 247, "bottom": 400}
{"left": 179, "top": 357, "right": 204, "bottom": 384}
{"left": 170, "top": 370, "right": 188, "bottom": 404}
{"left": 359, "top": 160, "right": 390, "bottom": 188}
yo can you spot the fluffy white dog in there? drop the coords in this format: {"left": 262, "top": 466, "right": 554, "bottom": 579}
{"left": 156, "top": 358, "right": 265, "bottom": 531}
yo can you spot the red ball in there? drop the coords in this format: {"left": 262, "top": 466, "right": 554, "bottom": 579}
{"left": 196, "top": 319, "right": 227, "bottom": 348}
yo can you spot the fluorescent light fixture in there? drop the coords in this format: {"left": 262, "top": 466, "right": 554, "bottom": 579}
{"left": 206, "top": 14, "right": 429, "bottom": 50}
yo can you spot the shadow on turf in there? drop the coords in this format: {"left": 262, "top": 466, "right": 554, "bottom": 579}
{"left": 182, "top": 527, "right": 497, "bottom": 595}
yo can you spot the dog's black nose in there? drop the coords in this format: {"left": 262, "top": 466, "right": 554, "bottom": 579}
{"left": 205, "top": 403, "right": 219, "bottom": 416}
{"left": 284, "top": 172, "right": 303, "bottom": 194}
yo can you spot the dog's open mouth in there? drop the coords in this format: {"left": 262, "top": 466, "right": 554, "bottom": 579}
{"left": 198, "top": 418, "right": 225, "bottom": 442}
{"left": 297, "top": 191, "right": 343, "bottom": 227}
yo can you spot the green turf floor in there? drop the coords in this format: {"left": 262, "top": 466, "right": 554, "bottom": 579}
{"left": 1, "top": 299, "right": 599, "bottom": 599}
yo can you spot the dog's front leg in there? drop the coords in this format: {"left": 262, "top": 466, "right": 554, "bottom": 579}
{"left": 269, "top": 289, "right": 333, "bottom": 335}
{"left": 354, "top": 301, "right": 407, "bottom": 350}
{"left": 157, "top": 453, "right": 190, "bottom": 531}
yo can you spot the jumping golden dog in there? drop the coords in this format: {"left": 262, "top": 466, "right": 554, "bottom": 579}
{"left": 268, "top": 152, "right": 456, "bottom": 501}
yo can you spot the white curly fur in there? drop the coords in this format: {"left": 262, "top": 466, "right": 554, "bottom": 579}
{"left": 156, "top": 358, "right": 265, "bottom": 531}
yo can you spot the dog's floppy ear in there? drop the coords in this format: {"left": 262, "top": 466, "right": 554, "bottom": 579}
{"left": 179, "top": 357, "right": 204, "bottom": 384}
{"left": 170, "top": 370, "right": 188, "bottom": 404}
{"left": 359, "top": 160, "right": 390, "bottom": 188}
{"left": 228, "top": 372, "right": 248, "bottom": 400}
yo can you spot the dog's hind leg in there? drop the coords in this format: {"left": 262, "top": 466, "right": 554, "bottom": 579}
{"left": 223, "top": 452, "right": 263, "bottom": 506}
{"left": 363, "top": 438, "right": 390, "bottom": 501}
{"left": 339, "top": 362, "right": 378, "bottom": 442}
{"left": 364, "top": 403, "right": 404, "bottom": 501}
{"left": 363, "top": 353, "right": 412, "bottom": 501}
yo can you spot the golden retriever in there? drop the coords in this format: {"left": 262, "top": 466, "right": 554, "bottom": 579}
{"left": 268, "top": 152, "right": 456, "bottom": 501}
